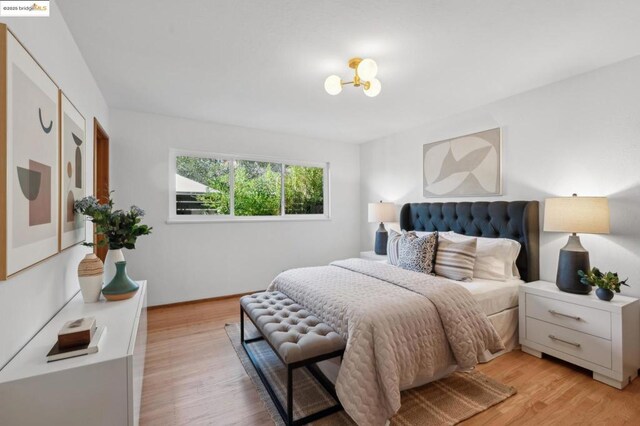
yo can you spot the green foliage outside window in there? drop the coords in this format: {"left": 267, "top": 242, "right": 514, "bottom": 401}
{"left": 232, "top": 161, "right": 281, "bottom": 216}
{"left": 285, "top": 165, "right": 324, "bottom": 214}
{"left": 176, "top": 156, "right": 325, "bottom": 216}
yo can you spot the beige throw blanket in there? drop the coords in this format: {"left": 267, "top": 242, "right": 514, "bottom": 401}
{"left": 267, "top": 258, "right": 504, "bottom": 426}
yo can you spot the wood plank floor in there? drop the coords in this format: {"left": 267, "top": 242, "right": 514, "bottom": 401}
{"left": 140, "top": 297, "right": 640, "bottom": 425}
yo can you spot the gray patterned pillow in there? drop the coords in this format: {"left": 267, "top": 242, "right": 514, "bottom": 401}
{"left": 397, "top": 231, "right": 438, "bottom": 274}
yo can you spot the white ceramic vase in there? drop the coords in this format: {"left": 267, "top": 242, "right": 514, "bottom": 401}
{"left": 104, "top": 249, "right": 125, "bottom": 285}
{"left": 78, "top": 253, "right": 104, "bottom": 303}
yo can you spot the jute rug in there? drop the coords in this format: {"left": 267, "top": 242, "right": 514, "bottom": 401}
{"left": 225, "top": 323, "right": 516, "bottom": 425}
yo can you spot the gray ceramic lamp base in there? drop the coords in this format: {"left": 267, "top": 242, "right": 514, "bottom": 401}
{"left": 374, "top": 223, "right": 388, "bottom": 255}
{"left": 556, "top": 235, "right": 592, "bottom": 294}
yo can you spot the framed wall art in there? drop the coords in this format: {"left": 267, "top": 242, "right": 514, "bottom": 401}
{"left": 59, "top": 92, "right": 86, "bottom": 250}
{"left": 423, "top": 127, "right": 502, "bottom": 198}
{"left": 0, "top": 24, "right": 60, "bottom": 279}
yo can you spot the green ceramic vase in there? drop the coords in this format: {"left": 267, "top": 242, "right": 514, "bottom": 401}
{"left": 102, "top": 261, "right": 139, "bottom": 301}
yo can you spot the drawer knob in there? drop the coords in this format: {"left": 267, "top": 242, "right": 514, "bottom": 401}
{"left": 548, "top": 309, "right": 581, "bottom": 321}
{"left": 549, "top": 334, "right": 581, "bottom": 348}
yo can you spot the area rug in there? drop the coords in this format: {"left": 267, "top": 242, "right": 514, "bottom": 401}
{"left": 225, "top": 323, "right": 516, "bottom": 425}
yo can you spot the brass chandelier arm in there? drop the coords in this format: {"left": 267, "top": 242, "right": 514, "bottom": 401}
{"left": 339, "top": 80, "right": 371, "bottom": 89}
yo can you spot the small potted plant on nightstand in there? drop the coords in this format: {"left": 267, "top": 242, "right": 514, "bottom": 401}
{"left": 578, "top": 267, "right": 629, "bottom": 301}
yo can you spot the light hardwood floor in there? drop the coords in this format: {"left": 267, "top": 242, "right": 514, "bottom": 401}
{"left": 141, "top": 297, "right": 640, "bottom": 425}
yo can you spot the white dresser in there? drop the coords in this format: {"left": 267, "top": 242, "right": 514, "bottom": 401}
{"left": 520, "top": 281, "right": 640, "bottom": 389}
{"left": 0, "top": 281, "right": 147, "bottom": 425}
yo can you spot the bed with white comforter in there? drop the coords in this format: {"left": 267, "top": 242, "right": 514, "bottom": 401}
{"left": 267, "top": 258, "right": 506, "bottom": 426}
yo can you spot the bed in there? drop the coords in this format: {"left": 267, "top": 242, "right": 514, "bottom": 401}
{"left": 268, "top": 201, "right": 539, "bottom": 425}
{"left": 400, "top": 200, "right": 539, "bottom": 359}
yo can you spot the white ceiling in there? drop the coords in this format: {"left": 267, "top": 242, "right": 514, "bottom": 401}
{"left": 57, "top": 0, "right": 640, "bottom": 143}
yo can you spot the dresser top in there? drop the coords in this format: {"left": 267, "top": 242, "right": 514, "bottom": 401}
{"left": 0, "top": 281, "right": 146, "bottom": 384}
{"left": 522, "top": 280, "right": 638, "bottom": 312}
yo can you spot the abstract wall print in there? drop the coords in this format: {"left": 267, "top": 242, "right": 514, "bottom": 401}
{"left": 60, "top": 92, "right": 86, "bottom": 250}
{"left": 0, "top": 25, "right": 60, "bottom": 279}
{"left": 423, "top": 128, "right": 502, "bottom": 198}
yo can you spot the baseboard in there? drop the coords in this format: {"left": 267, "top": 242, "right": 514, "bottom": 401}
{"left": 148, "top": 290, "right": 262, "bottom": 310}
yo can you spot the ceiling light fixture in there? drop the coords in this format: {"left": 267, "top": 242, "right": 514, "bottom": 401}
{"left": 324, "top": 57, "right": 381, "bottom": 97}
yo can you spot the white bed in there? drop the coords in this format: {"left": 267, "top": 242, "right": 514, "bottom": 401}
{"left": 456, "top": 277, "right": 522, "bottom": 316}
{"left": 317, "top": 275, "right": 523, "bottom": 389}
{"left": 463, "top": 278, "right": 522, "bottom": 364}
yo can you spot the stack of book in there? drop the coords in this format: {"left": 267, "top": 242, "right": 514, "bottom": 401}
{"left": 46, "top": 317, "right": 106, "bottom": 362}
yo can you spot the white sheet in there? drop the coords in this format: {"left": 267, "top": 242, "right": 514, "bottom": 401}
{"left": 453, "top": 277, "right": 523, "bottom": 316}
{"left": 375, "top": 258, "right": 522, "bottom": 316}
{"left": 373, "top": 259, "right": 522, "bottom": 317}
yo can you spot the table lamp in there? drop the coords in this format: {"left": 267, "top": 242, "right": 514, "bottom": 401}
{"left": 544, "top": 194, "right": 610, "bottom": 294}
{"left": 368, "top": 201, "right": 396, "bottom": 255}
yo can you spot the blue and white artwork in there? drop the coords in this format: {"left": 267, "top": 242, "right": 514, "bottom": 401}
{"left": 423, "top": 128, "right": 501, "bottom": 197}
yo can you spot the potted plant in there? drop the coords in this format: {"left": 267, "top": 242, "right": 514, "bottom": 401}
{"left": 75, "top": 193, "right": 152, "bottom": 298}
{"left": 578, "top": 267, "right": 629, "bottom": 301}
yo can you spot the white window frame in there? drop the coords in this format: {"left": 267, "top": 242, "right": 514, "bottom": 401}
{"left": 167, "top": 148, "right": 331, "bottom": 223}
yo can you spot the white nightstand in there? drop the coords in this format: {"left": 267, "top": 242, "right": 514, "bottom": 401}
{"left": 519, "top": 281, "right": 640, "bottom": 389}
{"left": 359, "top": 251, "right": 387, "bottom": 262}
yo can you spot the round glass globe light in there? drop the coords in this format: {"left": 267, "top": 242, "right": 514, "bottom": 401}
{"left": 324, "top": 75, "right": 342, "bottom": 95}
{"left": 357, "top": 58, "right": 378, "bottom": 81}
{"left": 364, "top": 78, "right": 381, "bottom": 97}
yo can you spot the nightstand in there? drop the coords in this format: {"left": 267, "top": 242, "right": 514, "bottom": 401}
{"left": 520, "top": 281, "right": 640, "bottom": 389}
{"left": 359, "top": 251, "right": 387, "bottom": 262}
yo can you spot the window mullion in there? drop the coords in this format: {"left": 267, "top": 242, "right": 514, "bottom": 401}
{"left": 280, "top": 163, "right": 285, "bottom": 216}
{"left": 229, "top": 160, "right": 235, "bottom": 217}
{"left": 324, "top": 163, "right": 329, "bottom": 217}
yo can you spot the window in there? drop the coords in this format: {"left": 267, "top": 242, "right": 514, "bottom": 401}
{"left": 233, "top": 160, "right": 282, "bottom": 216}
{"left": 175, "top": 156, "right": 230, "bottom": 215}
{"left": 169, "top": 150, "right": 329, "bottom": 221}
{"left": 285, "top": 165, "right": 325, "bottom": 214}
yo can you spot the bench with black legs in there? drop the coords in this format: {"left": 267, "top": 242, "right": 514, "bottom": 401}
{"left": 240, "top": 291, "right": 345, "bottom": 426}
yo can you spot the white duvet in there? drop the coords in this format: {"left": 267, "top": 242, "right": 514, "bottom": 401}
{"left": 267, "top": 258, "right": 504, "bottom": 425}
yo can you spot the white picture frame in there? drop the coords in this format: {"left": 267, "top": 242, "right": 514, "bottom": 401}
{"left": 423, "top": 128, "right": 502, "bottom": 198}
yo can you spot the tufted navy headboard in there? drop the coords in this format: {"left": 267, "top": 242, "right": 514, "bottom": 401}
{"left": 399, "top": 201, "right": 540, "bottom": 282}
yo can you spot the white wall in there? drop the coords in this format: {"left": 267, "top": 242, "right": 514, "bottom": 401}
{"left": 360, "top": 55, "right": 640, "bottom": 296}
{"left": 109, "top": 109, "right": 360, "bottom": 306}
{"left": 0, "top": 2, "right": 109, "bottom": 368}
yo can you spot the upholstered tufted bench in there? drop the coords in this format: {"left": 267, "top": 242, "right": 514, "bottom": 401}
{"left": 240, "top": 291, "right": 345, "bottom": 426}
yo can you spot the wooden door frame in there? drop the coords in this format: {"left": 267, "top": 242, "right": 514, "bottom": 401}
{"left": 93, "top": 117, "right": 109, "bottom": 261}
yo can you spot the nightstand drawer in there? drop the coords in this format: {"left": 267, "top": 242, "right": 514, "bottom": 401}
{"left": 526, "top": 293, "right": 611, "bottom": 340}
{"left": 526, "top": 317, "right": 612, "bottom": 369}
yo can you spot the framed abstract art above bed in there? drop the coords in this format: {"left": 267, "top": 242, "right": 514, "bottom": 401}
{"left": 423, "top": 128, "right": 502, "bottom": 197}
{"left": 59, "top": 92, "right": 86, "bottom": 250}
{"left": 0, "top": 24, "right": 60, "bottom": 279}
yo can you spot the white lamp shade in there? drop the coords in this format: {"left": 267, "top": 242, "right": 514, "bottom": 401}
{"left": 544, "top": 196, "right": 610, "bottom": 234}
{"left": 368, "top": 202, "right": 396, "bottom": 223}
{"left": 364, "top": 78, "right": 382, "bottom": 97}
{"left": 324, "top": 75, "right": 342, "bottom": 95}
{"left": 357, "top": 58, "right": 378, "bottom": 81}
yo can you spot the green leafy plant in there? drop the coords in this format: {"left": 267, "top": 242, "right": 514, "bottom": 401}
{"left": 190, "top": 160, "right": 324, "bottom": 216}
{"left": 74, "top": 192, "right": 152, "bottom": 250}
{"left": 578, "top": 267, "right": 629, "bottom": 293}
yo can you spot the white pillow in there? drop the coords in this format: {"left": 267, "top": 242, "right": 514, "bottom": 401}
{"left": 440, "top": 233, "right": 521, "bottom": 281}
{"left": 414, "top": 231, "right": 434, "bottom": 236}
